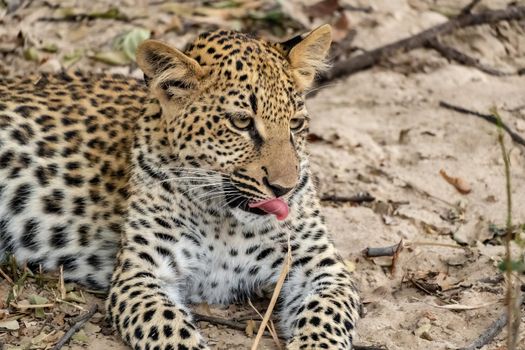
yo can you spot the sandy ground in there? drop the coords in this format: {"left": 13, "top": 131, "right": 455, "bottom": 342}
{"left": 1, "top": 0, "right": 525, "bottom": 349}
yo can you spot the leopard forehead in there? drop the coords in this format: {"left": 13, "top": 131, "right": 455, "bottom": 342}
{"left": 184, "top": 30, "right": 304, "bottom": 117}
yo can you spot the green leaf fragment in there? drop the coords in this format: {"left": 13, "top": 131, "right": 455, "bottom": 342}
{"left": 90, "top": 7, "right": 127, "bottom": 20}
{"left": 62, "top": 50, "right": 83, "bottom": 67}
{"left": 23, "top": 47, "right": 39, "bottom": 61}
{"left": 42, "top": 43, "right": 59, "bottom": 53}
{"left": 65, "top": 291, "right": 86, "bottom": 303}
{"left": 92, "top": 50, "right": 130, "bottom": 65}
{"left": 29, "top": 294, "right": 49, "bottom": 318}
{"left": 498, "top": 259, "right": 525, "bottom": 272}
{"left": 29, "top": 294, "right": 48, "bottom": 305}
{"left": 210, "top": 0, "right": 241, "bottom": 8}
{"left": 72, "top": 329, "right": 89, "bottom": 344}
{"left": 113, "top": 28, "right": 151, "bottom": 61}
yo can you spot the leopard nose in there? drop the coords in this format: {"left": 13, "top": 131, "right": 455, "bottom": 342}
{"left": 263, "top": 177, "right": 293, "bottom": 197}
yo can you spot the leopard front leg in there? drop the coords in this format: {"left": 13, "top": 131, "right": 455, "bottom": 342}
{"left": 107, "top": 246, "right": 208, "bottom": 350}
{"left": 106, "top": 197, "right": 209, "bottom": 350}
{"left": 280, "top": 241, "right": 360, "bottom": 349}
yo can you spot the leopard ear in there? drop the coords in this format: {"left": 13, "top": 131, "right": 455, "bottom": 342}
{"left": 136, "top": 40, "right": 204, "bottom": 101}
{"left": 284, "top": 25, "right": 332, "bottom": 92}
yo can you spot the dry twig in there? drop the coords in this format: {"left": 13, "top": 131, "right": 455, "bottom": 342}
{"left": 251, "top": 239, "right": 291, "bottom": 350}
{"left": 0, "top": 267, "right": 14, "bottom": 284}
{"left": 193, "top": 313, "right": 278, "bottom": 337}
{"left": 460, "top": 0, "right": 483, "bottom": 15}
{"left": 439, "top": 101, "right": 525, "bottom": 147}
{"left": 321, "top": 192, "right": 375, "bottom": 204}
{"left": 426, "top": 39, "right": 512, "bottom": 76}
{"left": 459, "top": 293, "right": 525, "bottom": 350}
{"left": 52, "top": 304, "right": 98, "bottom": 350}
{"left": 363, "top": 241, "right": 403, "bottom": 258}
{"left": 317, "top": 5, "right": 525, "bottom": 84}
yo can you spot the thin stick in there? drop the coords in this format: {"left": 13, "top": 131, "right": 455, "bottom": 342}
{"left": 364, "top": 241, "right": 403, "bottom": 257}
{"left": 439, "top": 101, "right": 525, "bottom": 147}
{"left": 459, "top": 294, "right": 525, "bottom": 350}
{"left": 55, "top": 298, "right": 86, "bottom": 311}
{"left": 52, "top": 304, "right": 98, "bottom": 350}
{"left": 317, "top": 6, "right": 525, "bottom": 84}
{"left": 409, "top": 241, "right": 466, "bottom": 250}
{"left": 248, "top": 299, "right": 282, "bottom": 347}
{"left": 0, "top": 267, "right": 14, "bottom": 284}
{"left": 495, "top": 109, "right": 520, "bottom": 350}
{"left": 11, "top": 302, "right": 55, "bottom": 309}
{"left": 321, "top": 192, "right": 375, "bottom": 204}
{"left": 59, "top": 265, "right": 66, "bottom": 300}
{"left": 426, "top": 39, "right": 512, "bottom": 76}
{"left": 193, "top": 313, "right": 277, "bottom": 336}
{"left": 251, "top": 241, "right": 292, "bottom": 350}
{"left": 460, "top": 0, "right": 482, "bottom": 15}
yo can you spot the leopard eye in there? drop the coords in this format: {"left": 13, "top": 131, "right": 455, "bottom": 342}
{"left": 290, "top": 117, "right": 306, "bottom": 132}
{"left": 229, "top": 113, "right": 254, "bottom": 131}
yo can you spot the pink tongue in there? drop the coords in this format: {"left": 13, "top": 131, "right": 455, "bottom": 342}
{"left": 249, "top": 198, "right": 289, "bottom": 221}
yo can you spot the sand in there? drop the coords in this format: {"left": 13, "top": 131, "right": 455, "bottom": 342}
{"left": 1, "top": 0, "right": 524, "bottom": 349}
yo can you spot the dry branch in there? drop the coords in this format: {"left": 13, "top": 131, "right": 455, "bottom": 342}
{"left": 426, "top": 39, "right": 512, "bottom": 76}
{"left": 460, "top": 0, "right": 482, "bottom": 15}
{"left": 318, "top": 5, "right": 525, "bottom": 84}
{"left": 439, "top": 101, "right": 525, "bottom": 147}
{"left": 459, "top": 293, "right": 525, "bottom": 350}
{"left": 321, "top": 192, "right": 375, "bottom": 204}
{"left": 52, "top": 304, "right": 98, "bottom": 350}
{"left": 364, "top": 241, "right": 403, "bottom": 258}
{"left": 194, "top": 313, "right": 277, "bottom": 336}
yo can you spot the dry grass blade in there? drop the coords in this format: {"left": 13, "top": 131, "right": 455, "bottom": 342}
{"left": 409, "top": 241, "right": 466, "bottom": 250}
{"left": 251, "top": 239, "right": 292, "bottom": 350}
{"left": 248, "top": 299, "right": 282, "bottom": 348}
{"left": 12, "top": 302, "right": 55, "bottom": 309}
{"left": 494, "top": 107, "right": 520, "bottom": 350}
{"left": 0, "top": 267, "right": 14, "bottom": 284}
{"left": 428, "top": 301, "right": 499, "bottom": 310}
{"left": 59, "top": 265, "right": 66, "bottom": 300}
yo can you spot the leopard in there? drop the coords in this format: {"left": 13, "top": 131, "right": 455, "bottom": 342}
{"left": 0, "top": 25, "right": 361, "bottom": 349}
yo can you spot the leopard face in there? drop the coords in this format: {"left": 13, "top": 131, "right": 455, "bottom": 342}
{"left": 136, "top": 26, "right": 332, "bottom": 219}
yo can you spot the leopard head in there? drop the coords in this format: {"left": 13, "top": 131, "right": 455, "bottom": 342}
{"left": 136, "top": 25, "right": 332, "bottom": 220}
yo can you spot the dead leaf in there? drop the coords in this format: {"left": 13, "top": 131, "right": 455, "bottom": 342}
{"left": 305, "top": 0, "right": 341, "bottom": 18}
{"left": 245, "top": 319, "right": 256, "bottom": 337}
{"left": 344, "top": 260, "right": 356, "bottom": 272}
{"left": 332, "top": 12, "right": 351, "bottom": 42}
{"left": 194, "top": 303, "right": 213, "bottom": 316}
{"left": 52, "top": 312, "right": 66, "bottom": 327}
{"left": 439, "top": 169, "right": 471, "bottom": 194}
{"left": 414, "top": 322, "right": 432, "bottom": 340}
{"left": 0, "top": 319, "right": 20, "bottom": 330}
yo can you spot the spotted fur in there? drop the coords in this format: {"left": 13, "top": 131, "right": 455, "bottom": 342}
{"left": 0, "top": 25, "right": 360, "bottom": 349}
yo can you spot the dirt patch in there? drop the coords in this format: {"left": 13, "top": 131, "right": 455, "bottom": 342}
{"left": 1, "top": 0, "right": 524, "bottom": 349}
